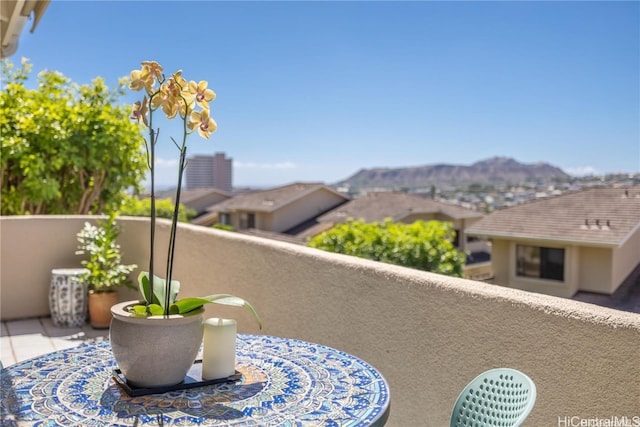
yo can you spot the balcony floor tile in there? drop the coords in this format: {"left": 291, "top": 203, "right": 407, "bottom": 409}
{"left": 0, "top": 317, "right": 108, "bottom": 367}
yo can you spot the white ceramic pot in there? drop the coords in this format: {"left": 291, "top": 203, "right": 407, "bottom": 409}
{"left": 110, "top": 300, "right": 204, "bottom": 388}
{"left": 49, "top": 268, "right": 89, "bottom": 327}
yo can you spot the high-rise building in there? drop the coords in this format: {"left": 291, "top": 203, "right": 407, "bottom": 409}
{"left": 185, "top": 153, "right": 233, "bottom": 192}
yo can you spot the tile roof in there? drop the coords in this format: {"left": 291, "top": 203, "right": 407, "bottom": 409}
{"left": 317, "top": 192, "right": 483, "bottom": 223}
{"left": 178, "top": 188, "right": 231, "bottom": 204}
{"left": 190, "top": 210, "right": 219, "bottom": 226}
{"left": 466, "top": 185, "right": 640, "bottom": 247}
{"left": 210, "top": 182, "right": 349, "bottom": 213}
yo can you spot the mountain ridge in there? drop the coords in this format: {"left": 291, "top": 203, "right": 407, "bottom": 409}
{"left": 334, "top": 156, "right": 570, "bottom": 191}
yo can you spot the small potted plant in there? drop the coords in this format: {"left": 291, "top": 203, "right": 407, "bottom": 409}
{"left": 109, "top": 61, "right": 261, "bottom": 389}
{"left": 76, "top": 213, "right": 137, "bottom": 329}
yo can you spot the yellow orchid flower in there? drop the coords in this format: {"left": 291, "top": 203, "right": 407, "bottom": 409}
{"left": 129, "top": 67, "right": 153, "bottom": 94}
{"left": 188, "top": 80, "right": 216, "bottom": 109}
{"left": 177, "top": 98, "right": 192, "bottom": 119}
{"left": 170, "top": 71, "right": 188, "bottom": 93}
{"left": 181, "top": 86, "right": 196, "bottom": 107}
{"left": 130, "top": 96, "right": 149, "bottom": 127}
{"left": 188, "top": 108, "right": 217, "bottom": 139}
{"left": 149, "top": 86, "right": 165, "bottom": 109}
{"left": 161, "top": 72, "right": 194, "bottom": 118}
{"left": 150, "top": 82, "right": 180, "bottom": 119}
{"left": 141, "top": 61, "right": 163, "bottom": 82}
{"left": 166, "top": 77, "right": 183, "bottom": 99}
{"left": 161, "top": 96, "right": 180, "bottom": 119}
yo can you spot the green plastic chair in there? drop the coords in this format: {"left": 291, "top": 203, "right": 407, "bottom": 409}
{"left": 450, "top": 368, "right": 536, "bottom": 427}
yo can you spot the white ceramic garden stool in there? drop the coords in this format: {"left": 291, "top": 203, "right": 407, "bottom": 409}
{"left": 49, "top": 268, "right": 89, "bottom": 327}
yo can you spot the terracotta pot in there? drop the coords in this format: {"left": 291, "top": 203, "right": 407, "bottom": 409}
{"left": 88, "top": 290, "right": 118, "bottom": 329}
{"left": 110, "top": 300, "right": 204, "bottom": 388}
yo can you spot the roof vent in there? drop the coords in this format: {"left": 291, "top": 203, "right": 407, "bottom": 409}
{"left": 583, "top": 219, "right": 611, "bottom": 230}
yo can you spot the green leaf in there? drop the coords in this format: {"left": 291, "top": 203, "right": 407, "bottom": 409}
{"left": 138, "top": 271, "right": 180, "bottom": 309}
{"left": 172, "top": 297, "right": 208, "bottom": 314}
{"left": 129, "top": 305, "right": 149, "bottom": 317}
{"left": 138, "top": 272, "right": 154, "bottom": 304}
{"left": 170, "top": 294, "right": 262, "bottom": 329}
{"left": 201, "top": 294, "right": 263, "bottom": 330}
{"left": 134, "top": 275, "right": 262, "bottom": 328}
{"left": 147, "top": 304, "right": 164, "bottom": 316}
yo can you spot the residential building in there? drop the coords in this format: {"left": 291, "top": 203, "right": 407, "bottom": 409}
{"left": 466, "top": 185, "right": 640, "bottom": 298}
{"left": 211, "top": 182, "right": 350, "bottom": 233}
{"left": 185, "top": 153, "right": 233, "bottom": 192}
{"left": 176, "top": 188, "right": 232, "bottom": 226}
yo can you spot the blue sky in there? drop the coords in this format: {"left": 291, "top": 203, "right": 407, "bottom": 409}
{"left": 13, "top": 1, "right": 640, "bottom": 188}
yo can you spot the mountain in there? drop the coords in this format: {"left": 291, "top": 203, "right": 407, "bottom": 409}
{"left": 334, "top": 157, "right": 570, "bottom": 191}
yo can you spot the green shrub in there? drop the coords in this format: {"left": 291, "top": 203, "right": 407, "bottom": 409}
{"left": 76, "top": 213, "right": 137, "bottom": 292}
{"left": 212, "top": 223, "right": 235, "bottom": 231}
{"left": 120, "top": 195, "right": 195, "bottom": 222}
{"left": 0, "top": 59, "right": 145, "bottom": 214}
{"left": 308, "top": 218, "right": 465, "bottom": 277}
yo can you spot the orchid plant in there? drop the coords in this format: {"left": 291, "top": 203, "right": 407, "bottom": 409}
{"left": 128, "top": 61, "right": 260, "bottom": 327}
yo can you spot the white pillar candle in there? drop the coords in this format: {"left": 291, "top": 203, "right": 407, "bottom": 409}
{"left": 202, "top": 318, "right": 237, "bottom": 380}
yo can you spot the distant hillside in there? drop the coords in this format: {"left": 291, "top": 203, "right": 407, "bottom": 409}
{"left": 334, "top": 157, "right": 570, "bottom": 191}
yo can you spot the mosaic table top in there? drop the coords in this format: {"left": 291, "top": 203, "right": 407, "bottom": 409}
{"left": 1, "top": 334, "right": 390, "bottom": 426}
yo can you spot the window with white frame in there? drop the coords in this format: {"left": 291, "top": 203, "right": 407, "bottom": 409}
{"left": 516, "top": 245, "right": 565, "bottom": 281}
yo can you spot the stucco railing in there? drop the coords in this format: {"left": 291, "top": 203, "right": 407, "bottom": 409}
{"left": 1, "top": 215, "right": 639, "bottom": 426}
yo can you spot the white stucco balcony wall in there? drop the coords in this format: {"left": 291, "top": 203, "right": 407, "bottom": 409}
{"left": 1, "top": 216, "right": 638, "bottom": 425}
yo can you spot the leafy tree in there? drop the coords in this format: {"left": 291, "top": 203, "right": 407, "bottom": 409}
{"left": 0, "top": 58, "right": 146, "bottom": 214}
{"left": 119, "top": 195, "right": 195, "bottom": 222}
{"left": 308, "top": 218, "right": 466, "bottom": 277}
